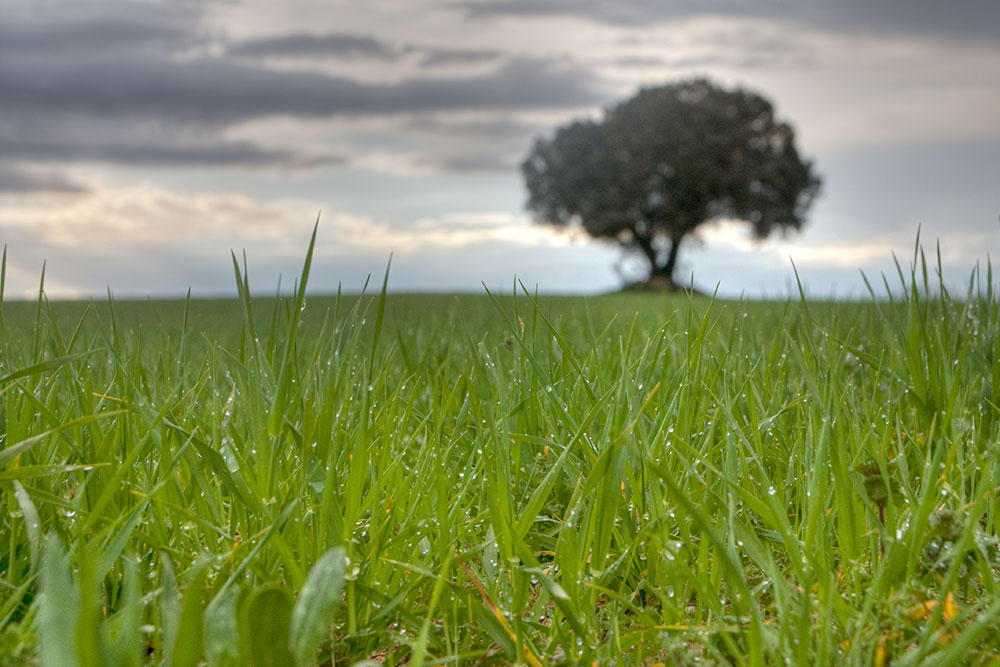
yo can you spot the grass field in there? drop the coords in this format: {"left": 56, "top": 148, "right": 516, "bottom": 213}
{"left": 2, "top": 237, "right": 999, "bottom": 665}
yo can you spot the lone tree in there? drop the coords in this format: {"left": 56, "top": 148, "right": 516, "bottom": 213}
{"left": 522, "top": 78, "right": 821, "bottom": 290}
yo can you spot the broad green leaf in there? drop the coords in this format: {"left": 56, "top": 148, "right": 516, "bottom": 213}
{"left": 204, "top": 589, "right": 240, "bottom": 667}
{"left": 11, "top": 480, "right": 40, "bottom": 570}
{"left": 104, "top": 557, "right": 142, "bottom": 667}
{"left": 239, "top": 586, "right": 295, "bottom": 667}
{"left": 289, "top": 546, "right": 347, "bottom": 667}
{"left": 40, "top": 536, "right": 80, "bottom": 667}
{"left": 75, "top": 546, "right": 107, "bottom": 667}
{"left": 159, "top": 555, "right": 181, "bottom": 666}
{"left": 172, "top": 557, "right": 212, "bottom": 667}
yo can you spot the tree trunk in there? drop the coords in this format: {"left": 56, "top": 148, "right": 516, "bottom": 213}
{"left": 662, "top": 234, "right": 683, "bottom": 283}
{"left": 632, "top": 231, "right": 683, "bottom": 290}
{"left": 633, "top": 233, "right": 659, "bottom": 278}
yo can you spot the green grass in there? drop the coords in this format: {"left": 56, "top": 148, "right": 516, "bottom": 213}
{"left": 2, "top": 235, "right": 1000, "bottom": 665}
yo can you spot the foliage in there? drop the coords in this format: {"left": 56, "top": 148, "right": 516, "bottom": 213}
{"left": 1, "top": 236, "right": 1000, "bottom": 664}
{"left": 522, "top": 78, "right": 822, "bottom": 287}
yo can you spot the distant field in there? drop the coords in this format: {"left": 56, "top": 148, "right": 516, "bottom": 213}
{"left": 1, "top": 248, "right": 999, "bottom": 665}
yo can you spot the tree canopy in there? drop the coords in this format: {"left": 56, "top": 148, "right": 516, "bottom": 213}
{"left": 522, "top": 78, "right": 822, "bottom": 289}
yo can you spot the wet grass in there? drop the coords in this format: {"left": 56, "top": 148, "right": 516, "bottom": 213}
{"left": 1, "top": 235, "right": 1000, "bottom": 665}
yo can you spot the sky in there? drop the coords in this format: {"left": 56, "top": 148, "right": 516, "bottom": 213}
{"left": 1, "top": 0, "right": 998, "bottom": 300}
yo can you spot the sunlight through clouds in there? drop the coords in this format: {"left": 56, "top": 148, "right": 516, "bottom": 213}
{"left": 0, "top": 183, "right": 595, "bottom": 298}
{"left": 0, "top": 185, "right": 318, "bottom": 246}
{"left": 697, "top": 220, "right": 897, "bottom": 267}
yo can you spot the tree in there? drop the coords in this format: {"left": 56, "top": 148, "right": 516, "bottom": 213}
{"left": 522, "top": 78, "right": 821, "bottom": 289}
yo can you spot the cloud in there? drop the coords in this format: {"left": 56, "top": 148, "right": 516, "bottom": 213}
{"left": 699, "top": 220, "right": 897, "bottom": 267}
{"left": 0, "top": 6, "right": 336, "bottom": 169}
{"left": 3, "top": 51, "right": 605, "bottom": 126}
{"left": 0, "top": 182, "right": 322, "bottom": 297}
{"left": 227, "top": 31, "right": 504, "bottom": 68}
{"left": 2, "top": 4, "right": 601, "bottom": 176}
{"left": 594, "top": 17, "right": 1000, "bottom": 152}
{"left": 0, "top": 185, "right": 319, "bottom": 248}
{"left": 416, "top": 47, "right": 503, "bottom": 67}
{"left": 0, "top": 182, "right": 606, "bottom": 298}
{"left": 2, "top": 4, "right": 605, "bottom": 178}
{"left": 3, "top": 0, "right": 996, "bottom": 302}
{"left": 456, "top": 0, "right": 1000, "bottom": 44}
{"left": 306, "top": 210, "right": 577, "bottom": 258}
{"left": 0, "top": 114, "right": 339, "bottom": 168}
{"left": 0, "top": 2, "right": 204, "bottom": 58}
{"left": 0, "top": 165, "right": 86, "bottom": 194}
{"left": 229, "top": 33, "right": 398, "bottom": 59}
{"left": 337, "top": 112, "right": 551, "bottom": 174}
{"left": 0, "top": 183, "right": 566, "bottom": 257}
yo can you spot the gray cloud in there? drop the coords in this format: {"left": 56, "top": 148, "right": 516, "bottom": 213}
{"left": 35, "top": 140, "right": 331, "bottom": 168}
{"left": 457, "top": 0, "right": 1000, "bottom": 43}
{"left": 0, "top": 3, "right": 305, "bottom": 170}
{"left": 228, "top": 31, "right": 504, "bottom": 68}
{"left": 431, "top": 153, "right": 519, "bottom": 172}
{"left": 809, "top": 139, "right": 1000, "bottom": 243}
{"left": 398, "top": 115, "right": 550, "bottom": 172}
{"left": 416, "top": 47, "right": 503, "bottom": 67}
{"left": 0, "top": 165, "right": 86, "bottom": 194}
{"left": 0, "top": 114, "right": 338, "bottom": 168}
{"left": 613, "top": 51, "right": 815, "bottom": 72}
{"left": 2, "top": 3, "right": 604, "bottom": 176}
{"left": 0, "top": 5, "right": 523, "bottom": 174}
{"left": 2, "top": 54, "right": 605, "bottom": 124}
{"left": 0, "top": 3, "right": 204, "bottom": 58}
{"left": 229, "top": 33, "right": 398, "bottom": 59}
{"left": 404, "top": 114, "right": 547, "bottom": 142}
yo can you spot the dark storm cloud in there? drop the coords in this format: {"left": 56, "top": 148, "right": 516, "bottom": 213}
{"left": 229, "top": 33, "right": 399, "bottom": 59}
{"left": 415, "top": 47, "right": 503, "bottom": 67}
{"left": 0, "top": 3, "right": 203, "bottom": 58}
{"left": 228, "top": 31, "right": 504, "bottom": 67}
{"left": 457, "top": 0, "right": 1000, "bottom": 43}
{"left": 1, "top": 1, "right": 604, "bottom": 174}
{"left": 1, "top": 54, "right": 605, "bottom": 124}
{"left": 0, "top": 18, "right": 192, "bottom": 57}
{"left": 0, "top": 134, "right": 333, "bottom": 168}
{"left": 0, "top": 114, "right": 338, "bottom": 168}
{"left": 0, "top": 2, "right": 295, "bottom": 170}
{"left": 0, "top": 165, "right": 86, "bottom": 194}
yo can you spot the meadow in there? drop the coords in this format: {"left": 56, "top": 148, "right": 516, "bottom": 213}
{"left": 1, "top": 237, "right": 999, "bottom": 665}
